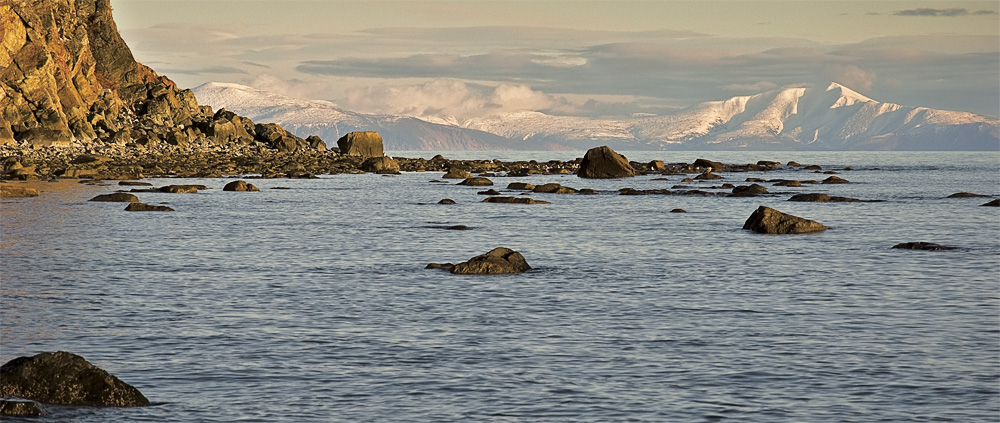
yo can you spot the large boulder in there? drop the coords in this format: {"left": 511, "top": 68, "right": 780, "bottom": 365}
{"left": 0, "top": 351, "right": 150, "bottom": 407}
{"left": 337, "top": 131, "right": 384, "bottom": 158}
{"left": 223, "top": 180, "right": 259, "bottom": 192}
{"left": 457, "top": 177, "right": 493, "bottom": 186}
{"left": 577, "top": 146, "right": 635, "bottom": 179}
{"left": 743, "top": 206, "right": 827, "bottom": 234}
{"left": 449, "top": 247, "right": 532, "bottom": 275}
{"left": 360, "top": 156, "right": 400, "bottom": 174}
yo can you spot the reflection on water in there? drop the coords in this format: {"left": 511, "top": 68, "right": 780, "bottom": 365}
{"left": 1, "top": 151, "right": 998, "bottom": 422}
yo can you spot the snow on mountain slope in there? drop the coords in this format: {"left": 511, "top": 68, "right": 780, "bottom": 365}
{"left": 194, "top": 82, "right": 998, "bottom": 151}
{"left": 192, "top": 83, "right": 525, "bottom": 150}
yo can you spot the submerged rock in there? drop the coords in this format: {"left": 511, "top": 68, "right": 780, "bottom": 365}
{"left": 788, "top": 193, "right": 862, "bottom": 203}
{"left": 223, "top": 180, "right": 259, "bottom": 192}
{"left": 948, "top": 192, "right": 990, "bottom": 198}
{"left": 982, "top": 199, "right": 1000, "bottom": 207}
{"left": 892, "top": 242, "right": 957, "bottom": 251}
{"left": 532, "top": 183, "right": 577, "bottom": 194}
{"left": 125, "top": 202, "right": 174, "bottom": 212}
{"left": 0, "top": 351, "right": 150, "bottom": 407}
{"left": 577, "top": 146, "right": 635, "bottom": 179}
{"left": 89, "top": 192, "right": 139, "bottom": 202}
{"left": 0, "top": 399, "right": 46, "bottom": 417}
{"left": 482, "top": 196, "right": 550, "bottom": 204}
{"left": 458, "top": 177, "right": 494, "bottom": 186}
{"left": 447, "top": 247, "right": 532, "bottom": 275}
{"left": 438, "top": 198, "right": 456, "bottom": 205}
{"left": 743, "top": 206, "right": 827, "bottom": 234}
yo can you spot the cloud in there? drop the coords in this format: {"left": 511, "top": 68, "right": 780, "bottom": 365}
{"left": 827, "top": 65, "right": 877, "bottom": 92}
{"left": 342, "top": 79, "right": 569, "bottom": 121}
{"left": 894, "top": 8, "right": 972, "bottom": 17}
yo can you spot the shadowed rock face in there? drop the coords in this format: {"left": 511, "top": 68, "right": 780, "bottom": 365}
{"left": 743, "top": 206, "right": 827, "bottom": 234}
{"left": 0, "top": 351, "right": 150, "bottom": 407}
{"left": 0, "top": 399, "right": 46, "bottom": 416}
{"left": 450, "top": 247, "right": 532, "bottom": 275}
{"left": 578, "top": 146, "right": 635, "bottom": 179}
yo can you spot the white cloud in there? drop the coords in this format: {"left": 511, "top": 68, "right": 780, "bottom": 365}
{"left": 828, "top": 64, "right": 877, "bottom": 92}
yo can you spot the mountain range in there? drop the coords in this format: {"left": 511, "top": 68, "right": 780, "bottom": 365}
{"left": 193, "top": 82, "right": 999, "bottom": 151}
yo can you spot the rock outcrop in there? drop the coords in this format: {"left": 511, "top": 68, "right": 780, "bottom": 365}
{"left": 0, "top": 0, "right": 318, "bottom": 154}
{"left": 0, "top": 351, "right": 149, "bottom": 407}
{"left": 223, "top": 180, "right": 259, "bottom": 192}
{"left": 360, "top": 156, "right": 400, "bottom": 174}
{"left": 442, "top": 247, "right": 532, "bottom": 275}
{"left": 577, "top": 146, "right": 635, "bottom": 178}
{"left": 743, "top": 206, "right": 827, "bottom": 234}
{"left": 337, "top": 131, "right": 384, "bottom": 158}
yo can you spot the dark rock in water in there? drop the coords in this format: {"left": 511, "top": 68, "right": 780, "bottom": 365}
{"left": 507, "top": 182, "right": 536, "bottom": 190}
{"left": 730, "top": 184, "right": 768, "bottom": 197}
{"left": 757, "top": 160, "right": 781, "bottom": 167}
{"left": 694, "top": 171, "right": 723, "bottom": 180}
{"left": 693, "top": 158, "right": 724, "bottom": 172}
{"left": 773, "top": 180, "right": 802, "bottom": 187}
{"left": 743, "top": 206, "right": 827, "bottom": 234}
{"left": 822, "top": 175, "right": 849, "bottom": 184}
{"left": 578, "top": 189, "right": 599, "bottom": 195}
{"left": 578, "top": 146, "right": 636, "bottom": 179}
{"left": 669, "top": 208, "right": 687, "bottom": 213}
{"left": 477, "top": 189, "right": 501, "bottom": 195}
{"left": 125, "top": 202, "right": 174, "bottom": 212}
{"left": 892, "top": 242, "right": 957, "bottom": 251}
{"left": 425, "top": 262, "right": 454, "bottom": 271}
{"left": 89, "top": 192, "right": 139, "bottom": 202}
{"left": 446, "top": 225, "right": 470, "bottom": 230}
{"left": 0, "top": 351, "right": 150, "bottom": 407}
{"left": 118, "top": 181, "right": 152, "bottom": 186}
{"left": 788, "top": 193, "right": 862, "bottom": 203}
{"left": 482, "top": 196, "right": 550, "bottom": 204}
{"left": 159, "top": 184, "right": 206, "bottom": 193}
{"left": 438, "top": 198, "right": 456, "bottom": 205}
{"left": 0, "top": 399, "right": 46, "bottom": 416}
{"left": 533, "top": 183, "right": 577, "bottom": 194}
{"left": 804, "top": 165, "right": 822, "bottom": 170}
{"left": 648, "top": 160, "right": 666, "bottom": 171}
{"left": 458, "top": 177, "right": 493, "bottom": 186}
{"left": 982, "top": 199, "right": 1000, "bottom": 206}
{"left": 0, "top": 184, "right": 40, "bottom": 198}
{"left": 337, "top": 131, "right": 384, "bottom": 158}
{"left": 443, "top": 168, "right": 473, "bottom": 179}
{"left": 787, "top": 161, "right": 802, "bottom": 167}
{"left": 223, "top": 180, "right": 259, "bottom": 192}
{"left": 448, "top": 247, "right": 531, "bottom": 275}
{"left": 948, "top": 192, "right": 990, "bottom": 198}
{"left": 360, "top": 156, "right": 400, "bottom": 174}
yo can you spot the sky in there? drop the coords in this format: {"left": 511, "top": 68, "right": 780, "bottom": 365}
{"left": 111, "top": 1, "right": 1000, "bottom": 120}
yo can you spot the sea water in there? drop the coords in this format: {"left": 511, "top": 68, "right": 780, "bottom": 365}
{"left": 1, "top": 151, "right": 998, "bottom": 422}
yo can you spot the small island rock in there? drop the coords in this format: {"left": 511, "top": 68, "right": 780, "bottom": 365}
{"left": 125, "top": 202, "right": 175, "bottom": 212}
{"left": 223, "top": 180, "right": 260, "bottom": 192}
{"left": 90, "top": 192, "right": 140, "bottom": 202}
{"left": 0, "top": 351, "right": 150, "bottom": 407}
{"left": 743, "top": 206, "right": 827, "bottom": 234}
{"left": 458, "top": 177, "right": 494, "bottom": 186}
{"left": 448, "top": 247, "right": 532, "bottom": 275}
{"left": 578, "top": 146, "right": 636, "bottom": 179}
{"left": 892, "top": 242, "right": 957, "bottom": 251}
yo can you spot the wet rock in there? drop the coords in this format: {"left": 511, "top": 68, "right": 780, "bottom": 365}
{"left": 533, "top": 183, "right": 577, "bottom": 194}
{"left": 446, "top": 225, "right": 470, "bottom": 230}
{"left": 89, "top": 192, "right": 139, "bottom": 202}
{"left": 159, "top": 184, "right": 206, "bottom": 193}
{"left": 337, "top": 131, "right": 384, "bottom": 158}
{"left": 438, "top": 198, "right": 456, "bottom": 205}
{"left": 822, "top": 175, "right": 849, "bottom": 184}
{"left": 0, "top": 351, "right": 150, "bottom": 407}
{"left": 804, "top": 165, "right": 822, "bottom": 170}
{"left": 669, "top": 208, "right": 687, "bottom": 213}
{"left": 0, "top": 184, "right": 40, "bottom": 198}
{"left": 448, "top": 247, "right": 532, "bottom": 275}
{"left": 694, "top": 171, "right": 723, "bottom": 180}
{"left": 478, "top": 189, "right": 501, "bottom": 195}
{"left": 425, "top": 262, "right": 454, "bottom": 271}
{"left": 578, "top": 146, "right": 636, "bottom": 179}
{"left": 743, "top": 206, "right": 827, "bottom": 234}
{"left": 458, "top": 177, "right": 493, "bottom": 186}
{"left": 892, "top": 242, "right": 957, "bottom": 251}
{"left": 223, "top": 180, "right": 259, "bottom": 192}
{"left": 788, "top": 193, "right": 862, "bottom": 203}
{"left": 693, "top": 158, "right": 724, "bottom": 172}
{"left": 757, "top": 160, "right": 781, "bottom": 166}
{"left": 360, "top": 156, "right": 400, "bottom": 174}
{"left": 443, "top": 168, "right": 473, "bottom": 179}
{"left": 947, "top": 192, "right": 990, "bottom": 198}
{"left": 787, "top": 161, "right": 802, "bottom": 167}
{"left": 507, "top": 182, "right": 536, "bottom": 190}
{"left": 773, "top": 180, "right": 802, "bottom": 187}
{"left": 125, "top": 202, "right": 174, "bottom": 211}
{"left": 982, "top": 199, "right": 1000, "bottom": 207}
{"left": 730, "top": 184, "right": 768, "bottom": 197}
{"left": 578, "top": 189, "right": 599, "bottom": 195}
{"left": 648, "top": 160, "right": 666, "bottom": 171}
{"left": 118, "top": 181, "right": 152, "bottom": 186}
{"left": 482, "top": 196, "right": 550, "bottom": 204}
{"left": 0, "top": 399, "right": 46, "bottom": 416}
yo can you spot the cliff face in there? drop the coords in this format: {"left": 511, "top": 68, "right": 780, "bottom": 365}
{"left": 0, "top": 0, "right": 308, "bottom": 152}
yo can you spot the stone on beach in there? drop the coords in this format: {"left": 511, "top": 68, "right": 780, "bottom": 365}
{"left": 0, "top": 351, "right": 149, "bottom": 407}
{"left": 743, "top": 206, "right": 827, "bottom": 234}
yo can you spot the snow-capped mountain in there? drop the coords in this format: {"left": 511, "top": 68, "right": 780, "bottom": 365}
{"left": 191, "top": 82, "right": 524, "bottom": 150}
{"left": 193, "top": 82, "right": 998, "bottom": 151}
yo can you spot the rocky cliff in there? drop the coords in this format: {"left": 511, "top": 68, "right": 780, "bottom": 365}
{"left": 0, "top": 0, "right": 309, "bottom": 152}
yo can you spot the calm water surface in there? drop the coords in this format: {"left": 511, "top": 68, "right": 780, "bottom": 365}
{"left": 1, "top": 151, "right": 998, "bottom": 422}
